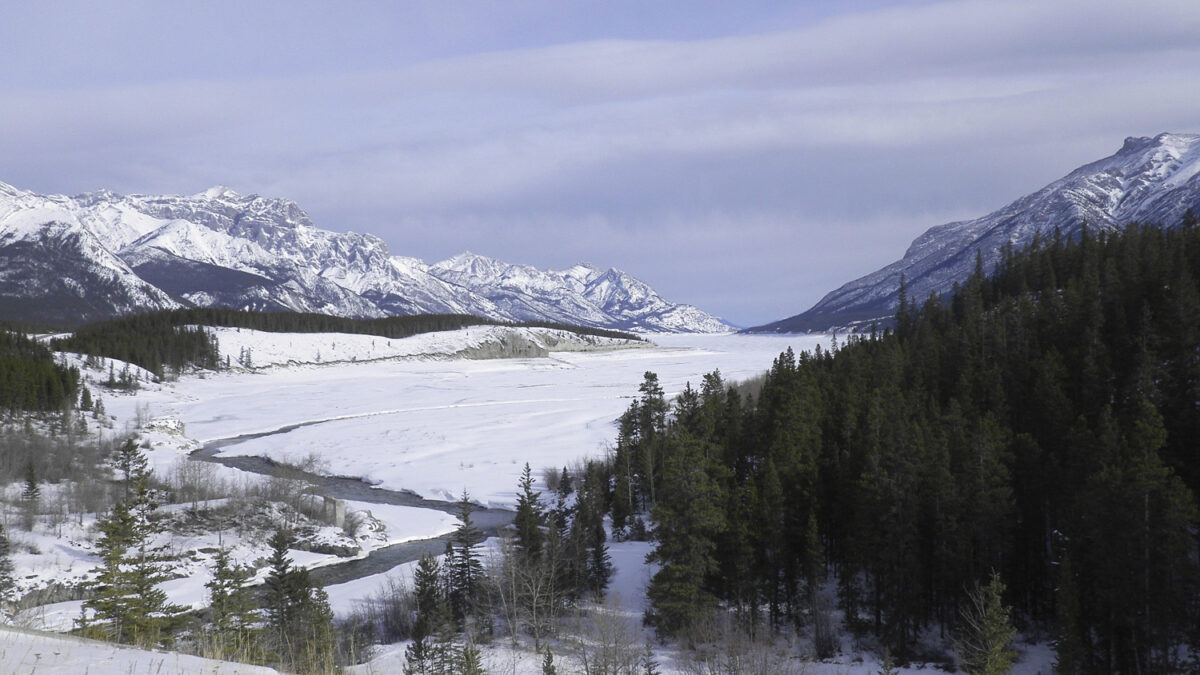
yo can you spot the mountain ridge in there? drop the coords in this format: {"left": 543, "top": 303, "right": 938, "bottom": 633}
{"left": 0, "top": 182, "right": 730, "bottom": 332}
{"left": 749, "top": 132, "right": 1200, "bottom": 333}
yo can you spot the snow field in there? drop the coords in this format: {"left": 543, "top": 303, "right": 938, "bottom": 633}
{"left": 173, "top": 333, "right": 827, "bottom": 506}
{"left": 206, "top": 324, "right": 646, "bottom": 370}
{"left": 5, "top": 330, "right": 828, "bottom": 668}
{"left": 0, "top": 625, "right": 281, "bottom": 674}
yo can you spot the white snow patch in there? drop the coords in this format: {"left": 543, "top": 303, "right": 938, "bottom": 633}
{"left": 0, "top": 625, "right": 280, "bottom": 674}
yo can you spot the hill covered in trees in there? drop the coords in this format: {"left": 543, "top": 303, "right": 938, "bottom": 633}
{"left": 0, "top": 330, "right": 79, "bottom": 412}
{"left": 614, "top": 221, "right": 1200, "bottom": 672}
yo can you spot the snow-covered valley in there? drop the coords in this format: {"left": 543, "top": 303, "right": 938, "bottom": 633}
{"left": 175, "top": 330, "right": 821, "bottom": 505}
{"left": 0, "top": 326, "right": 1068, "bottom": 673}
{"left": 0, "top": 328, "right": 816, "bottom": 669}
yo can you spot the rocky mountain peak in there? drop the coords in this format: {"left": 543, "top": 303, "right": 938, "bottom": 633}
{"left": 0, "top": 181, "right": 729, "bottom": 332}
{"left": 749, "top": 133, "right": 1200, "bottom": 333}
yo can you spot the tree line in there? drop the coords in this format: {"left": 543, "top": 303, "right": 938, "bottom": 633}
{"left": 608, "top": 220, "right": 1200, "bottom": 672}
{"left": 49, "top": 308, "right": 642, "bottom": 377}
{"left": 0, "top": 330, "right": 79, "bottom": 411}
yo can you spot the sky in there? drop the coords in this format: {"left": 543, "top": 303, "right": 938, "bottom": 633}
{"left": 2, "top": 1, "right": 1199, "bottom": 327}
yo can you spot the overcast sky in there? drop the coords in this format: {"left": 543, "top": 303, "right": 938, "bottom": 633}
{"left": 2, "top": 1, "right": 1198, "bottom": 326}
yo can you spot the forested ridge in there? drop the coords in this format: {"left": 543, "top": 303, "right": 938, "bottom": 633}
{"left": 49, "top": 308, "right": 641, "bottom": 377}
{"left": 0, "top": 330, "right": 79, "bottom": 411}
{"left": 614, "top": 221, "right": 1200, "bottom": 672}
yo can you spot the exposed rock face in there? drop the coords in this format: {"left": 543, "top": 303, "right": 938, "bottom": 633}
{"left": 749, "top": 133, "right": 1200, "bottom": 333}
{"left": 0, "top": 182, "right": 730, "bottom": 332}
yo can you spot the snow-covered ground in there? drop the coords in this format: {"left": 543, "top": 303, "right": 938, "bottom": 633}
{"left": 150, "top": 331, "right": 825, "bottom": 506}
{"left": 0, "top": 625, "right": 280, "bottom": 674}
{"left": 3, "top": 326, "right": 1062, "bottom": 673}
{"left": 206, "top": 324, "right": 646, "bottom": 370}
{"left": 18, "top": 329, "right": 818, "bottom": 620}
{"left": 35, "top": 329, "right": 819, "bottom": 607}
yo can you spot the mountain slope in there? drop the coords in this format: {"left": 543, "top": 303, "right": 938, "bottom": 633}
{"left": 0, "top": 185, "right": 181, "bottom": 324}
{"left": 428, "top": 253, "right": 731, "bottom": 333}
{"left": 750, "top": 132, "right": 1200, "bottom": 333}
{"left": 0, "top": 182, "right": 729, "bottom": 332}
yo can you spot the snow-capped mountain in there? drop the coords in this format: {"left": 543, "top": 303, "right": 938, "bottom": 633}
{"left": 751, "top": 132, "right": 1200, "bottom": 333}
{"left": 429, "top": 254, "right": 729, "bottom": 333}
{"left": 0, "top": 181, "right": 729, "bottom": 332}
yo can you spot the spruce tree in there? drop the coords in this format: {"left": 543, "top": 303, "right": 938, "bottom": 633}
{"left": 447, "top": 490, "right": 484, "bottom": 626}
{"left": 0, "top": 522, "right": 15, "bottom": 610}
{"left": 113, "top": 438, "right": 149, "bottom": 499}
{"left": 261, "top": 527, "right": 335, "bottom": 672}
{"left": 1052, "top": 553, "right": 1085, "bottom": 675}
{"left": 205, "top": 546, "right": 261, "bottom": 661}
{"left": 513, "top": 463, "right": 545, "bottom": 561}
{"left": 20, "top": 457, "right": 39, "bottom": 531}
{"left": 458, "top": 639, "right": 485, "bottom": 674}
{"left": 80, "top": 447, "right": 184, "bottom": 647}
{"left": 641, "top": 640, "right": 661, "bottom": 675}
{"left": 406, "top": 553, "right": 448, "bottom": 674}
{"left": 956, "top": 571, "right": 1017, "bottom": 675}
{"left": 645, "top": 433, "right": 725, "bottom": 638}
{"left": 878, "top": 649, "right": 901, "bottom": 675}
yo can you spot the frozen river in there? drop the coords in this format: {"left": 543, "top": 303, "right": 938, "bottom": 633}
{"left": 159, "top": 333, "right": 827, "bottom": 506}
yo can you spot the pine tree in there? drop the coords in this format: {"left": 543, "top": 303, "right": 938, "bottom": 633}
{"left": 956, "top": 571, "right": 1017, "bottom": 675}
{"left": 458, "top": 638, "right": 485, "bottom": 674}
{"left": 637, "top": 372, "right": 669, "bottom": 506}
{"left": 262, "top": 528, "right": 298, "bottom": 640}
{"left": 642, "top": 640, "right": 661, "bottom": 675}
{"left": 20, "top": 457, "right": 39, "bottom": 531}
{"left": 80, "top": 447, "right": 184, "bottom": 647}
{"left": 1052, "top": 553, "right": 1086, "bottom": 675}
{"left": 0, "top": 522, "right": 15, "bottom": 610}
{"left": 541, "top": 646, "right": 557, "bottom": 675}
{"left": 645, "top": 433, "right": 725, "bottom": 638}
{"left": 513, "top": 463, "right": 545, "bottom": 561}
{"left": 205, "top": 546, "right": 261, "bottom": 661}
{"left": 878, "top": 649, "right": 900, "bottom": 675}
{"left": 447, "top": 490, "right": 484, "bottom": 626}
{"left": 113, "top": 438, "right": 149, "bottom": 499}
{"left": 261, "top": 527, "right": 336, "bottom": 672}
{"left": 406, "top": 553, "right": 448, "bottom": 674}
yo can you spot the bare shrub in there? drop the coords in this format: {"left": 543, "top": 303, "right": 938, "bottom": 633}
{"left": 492, "top": 535, "right": 570, "bottom": 650}
{"left": 339, "top": 574, "right": 416, "bottom": 664}
{"left": 542, "top": 466, "right": 561, "bottom": 494}
{"left": 67, "top": 479, "right": 111, "bottom": 520}
{"left": 166, "top": 457, "right": 229, "bottom": 506}
{"left": 678, "top": 612, "right": 811, "bottom": 675}
{"left": 567, "top": 596, "right": 648, "bottom": 675}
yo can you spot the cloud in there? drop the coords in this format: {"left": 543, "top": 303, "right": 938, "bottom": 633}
{"left": 1, "top": 0, "right": 1198, "bottom": 325}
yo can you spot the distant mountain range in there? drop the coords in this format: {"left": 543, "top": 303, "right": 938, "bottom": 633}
{"left": 0, "top": 183, "right": 729, "bottom": 332}
{"left": 750, "top": 132, "right": 1200, "bottom": 333}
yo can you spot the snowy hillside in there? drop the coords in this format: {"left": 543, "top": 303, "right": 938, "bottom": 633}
{"left": 0, "top": 181, "right": 730, "bottom": 332}
{"left": 208, "top": 324, "right": 648, "bottom": 369}
{"left": 430, "top": 253, "right": 730, "bottom": 333}
{"left": 752, "top": 132, "right": 1200, "bottom": 332}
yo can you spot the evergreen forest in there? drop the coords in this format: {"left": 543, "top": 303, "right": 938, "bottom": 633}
{"left": 0, "top": 330, "right": 79, "bottom": 411}
{"left": 611, "top": 222, "right": 1200, "bottom": 672}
